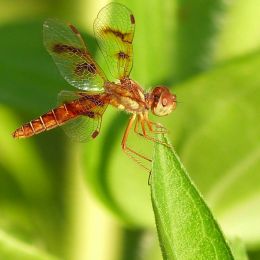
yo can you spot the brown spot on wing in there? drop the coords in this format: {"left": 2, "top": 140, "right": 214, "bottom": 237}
{"left": 91, "top": 130, "right": 99, "bottom": 138}
{"left": 85, "top": 111, "right": 95, "bottom": 118}
{"left": 69, "top": 24, "right": 80, "bottom": 34}
{"left": 130, "top": 14, "right": 135, "bottom": 24}
{"left": 118, "top": 51, "right": 129, "bottom": 59}
{"left": 52, "top": 43, "right": 86, "bottom": 57}
{"left": 75, "top": 62, "right": 96, "bottom": 75}
{"left": 101, "top": 27, "right": 132, "bottom": 43}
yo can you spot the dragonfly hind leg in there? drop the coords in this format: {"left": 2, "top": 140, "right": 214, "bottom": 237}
{"left": 121, "top": 114, "right": 151, "bottom": 172}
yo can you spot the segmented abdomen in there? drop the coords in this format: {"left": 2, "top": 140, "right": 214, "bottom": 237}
{"left": 12, "top": 94, "right": 108, "bottom": 139}
{"left": 12, "top": 103, "right": 76, "bottom": 138}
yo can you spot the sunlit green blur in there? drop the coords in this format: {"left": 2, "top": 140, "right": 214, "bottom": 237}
{"left": 0, "top": 0, "right": 259, "bottom": 259}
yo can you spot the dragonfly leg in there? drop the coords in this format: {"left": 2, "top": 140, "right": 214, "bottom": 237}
{"left": 148, "top": 122, "right": 168, "bottom": 134}
{"left": 122, "top": 114, "right": 152, "bottom": 172}
{"left": 134, "top": 114, "right": 170, "bottom": 147}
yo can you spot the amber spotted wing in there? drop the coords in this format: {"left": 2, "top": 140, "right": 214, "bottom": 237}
{"left": 57, "top": 90, "right": 108, "bottom": 142}
{"left": 43, "top": 18, "right": 107, "bottom": 91}
{"left": 94, "top": 2, "right": 135, "bottom": 80}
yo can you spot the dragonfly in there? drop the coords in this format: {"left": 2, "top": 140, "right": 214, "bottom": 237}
{"left": 12, "top": 3, "right": 177, "bottom": 170}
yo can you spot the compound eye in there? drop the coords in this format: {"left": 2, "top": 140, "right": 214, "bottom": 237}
{"left": 154, "top": 95, "right": 160, "bottom": 103}
{"left": 162, "top": 98, "right": 168, "bottom": 106}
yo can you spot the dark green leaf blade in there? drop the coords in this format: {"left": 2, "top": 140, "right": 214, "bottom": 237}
{"left": 151, "top": 134, "right": 234, "bottom": 259}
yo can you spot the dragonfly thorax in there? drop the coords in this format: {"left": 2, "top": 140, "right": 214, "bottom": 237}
{"left": 106, "top": 79, "right": 147, "bottom": 114}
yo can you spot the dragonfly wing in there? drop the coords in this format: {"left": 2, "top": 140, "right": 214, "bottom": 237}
{"left": 94, "top": 3, "right": 135, "bottom": 80}
{"left": 44, "top": 19, "right": 107, "bottom": 91}
{"left": 61, "top": 116, "right": 99, "bottom": 142}
{"left": 58, "top": 90, "right": 107, "bottom": 142}
{"left": 57, "top": 90, "right": 80, "bottom": 104}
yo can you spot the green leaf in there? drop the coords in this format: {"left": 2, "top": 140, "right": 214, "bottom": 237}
{"left": 0, "top": 229, "right": 59, "bottom": 260}
{"left": 170, "top": 50, "right": 260, "bottom": 247}
{"left": 151, "top": 134, "right": 233, "bottom": 260}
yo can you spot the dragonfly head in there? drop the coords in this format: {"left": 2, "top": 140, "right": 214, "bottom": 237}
{"left": 148, "top": 86, "right": 176, "bottom": 116}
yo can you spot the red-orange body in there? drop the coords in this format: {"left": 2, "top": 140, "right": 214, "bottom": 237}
{"left": 13, "top": 94, "right": 107, "bottom": 138}
{"left": 13, "top": 79, "right": 154, "bottom": 139}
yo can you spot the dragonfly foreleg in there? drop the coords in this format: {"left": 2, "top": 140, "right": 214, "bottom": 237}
{"left": 134, "top": 114, "right": 170, "bottom": 147}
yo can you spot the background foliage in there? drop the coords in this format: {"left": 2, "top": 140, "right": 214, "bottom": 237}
{"left": 0, "top": 0, "right": 259, "bottom": 259}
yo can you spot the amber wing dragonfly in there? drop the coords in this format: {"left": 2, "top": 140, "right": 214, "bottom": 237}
{"left": 12, "top": 3, "right": 177, "bottom": 170}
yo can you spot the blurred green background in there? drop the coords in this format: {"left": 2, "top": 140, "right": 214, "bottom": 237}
{"left": 0, "top": 0, "right": 260, "bottom": 259}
